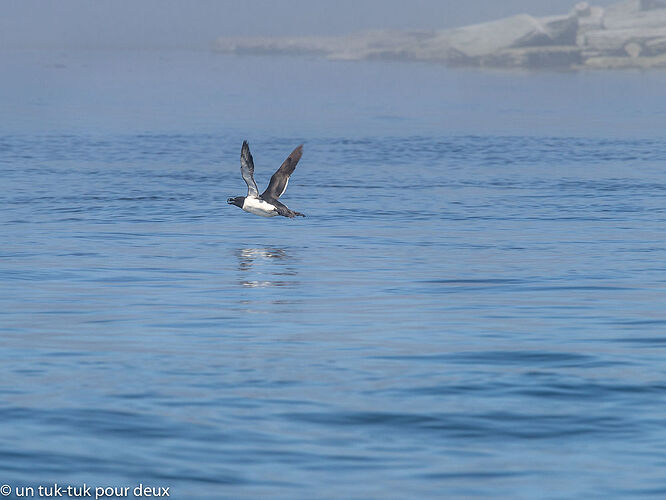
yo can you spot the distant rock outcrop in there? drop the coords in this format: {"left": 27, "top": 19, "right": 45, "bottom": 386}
{"left": 213, "top": 0, "right": 666, "bottom": 69}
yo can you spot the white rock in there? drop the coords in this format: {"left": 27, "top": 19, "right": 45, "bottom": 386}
{"left": 584, "top": 53, "right": 666, "bottom": 68}
{"left": 482, "top": 46, "right": 582, "bottom": 68}
{"left": 645, "top": 37, "right": 666, "bottom": 54}
{"left": 576, "top": 4, "right": 605, "bottom": 45}
{"left": 211, "top": 0, "right": 666, "bottom": 70}
{"left": 602, "top": 0, "right": 666, "bottom": 28}
{"left": 624, "top": 41, "right": 642, "bottom": 57}
{"left": 538, "top": 14, "right": 579, "bottom": 45}
{"left": 640, "top": 0, "right": 666, "bottom": 9}
{"left": 423, "top": 13, "right": 578, "bottom": 62}
{"left": 573, "top": 2, "right": 592, "bottom": 17}
{"left": 604, "top": 0, "right": 642, "bottom": 17}
{"left": 590, "top": 6, "right": 605, "bottom": 17}
{"left": 431, "top": 15, "right": 549, "bottom": 58}
{"left": 585, "top": 27, "right": 666, "bottom": 52}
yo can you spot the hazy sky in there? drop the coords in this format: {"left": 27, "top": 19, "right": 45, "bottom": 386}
{"left": 2, "top": 0, "right": 616, "bottom": 50}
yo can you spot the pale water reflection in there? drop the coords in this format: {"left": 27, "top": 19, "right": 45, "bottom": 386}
{"left": 236, "top": 247, "right": 299, "bottom": 288}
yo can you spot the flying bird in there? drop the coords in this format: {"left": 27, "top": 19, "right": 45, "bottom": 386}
{"left": 227, "top": 141, "right": 305, "bottom": 218}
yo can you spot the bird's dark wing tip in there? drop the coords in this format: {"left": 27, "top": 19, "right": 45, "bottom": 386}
{"left": 289, "top": 144, "right": 304, "bottom": 163}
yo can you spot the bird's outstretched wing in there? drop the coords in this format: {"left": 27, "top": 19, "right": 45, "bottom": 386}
{"left": 240, "top": 141, "right": 259, "bottom": 197}
{"left": 261, "top": 144, "right": 303, "bottom": 200}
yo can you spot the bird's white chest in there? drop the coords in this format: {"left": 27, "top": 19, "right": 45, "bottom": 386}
{"left": 242, "top": 196, "right": 278, "bottom": 217}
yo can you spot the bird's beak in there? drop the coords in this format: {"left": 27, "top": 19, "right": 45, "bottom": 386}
{"left": 227, "top": 198, "right": 234, "bottom": 204}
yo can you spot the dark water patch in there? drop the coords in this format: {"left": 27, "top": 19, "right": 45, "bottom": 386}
{"left": 151, "top": 471, "right": 246, "bottom": 486}
{"left": 416, "top": 278, "right": 527, "bottom": 294}
{"left": 617, "top": 486, "right": 666, "bottom": 497}
{"left": 525, "top": 285, "right": 635, "bottom": 292}
{"left": 420, "top": 470, "right": 527, "bottom": 480}
{"left": 0, "top": 406, "right": 227, "bottom": 443}
{"left": 283, "top": 410, "right": 632, "bottom": 440}
{"left": 611, "top": 319, "right": 666, "bottom": 327}
{"left": 613, "top": 336, "right": 666, "bottom": 345}
{"left": 0, "top": 449, "right": 109, "bottom": 475}
{"left": 515, "top": 381, "right": 666, "bottom": 401}
{"left": 423, "top": 279, "right": 525, "bottom": 285}
{"left": 400, "top": 380, "right": 666, "bottom": 402}
{"left": 373, "top": 351, "right": 595, "bottom": 368}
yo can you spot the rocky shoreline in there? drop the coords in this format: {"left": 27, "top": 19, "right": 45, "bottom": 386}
{"left": 213, "top": 0, "right": 666, "bottom": 69}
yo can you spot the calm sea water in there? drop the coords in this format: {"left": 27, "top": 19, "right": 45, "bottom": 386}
{"left": 1, "top": 49, "right": 666, "bottom": 499}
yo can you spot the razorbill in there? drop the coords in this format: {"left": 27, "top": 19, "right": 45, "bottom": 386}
{"left": 227, "top": 141, "right": 305, "bottom": 218}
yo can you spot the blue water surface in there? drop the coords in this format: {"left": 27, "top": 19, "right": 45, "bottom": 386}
{"left": 1, "top": 49, "right": 666, "bottom": 499}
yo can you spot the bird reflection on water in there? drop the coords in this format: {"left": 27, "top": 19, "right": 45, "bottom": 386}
{"left": 235, "top": 247, "right": 299, "bottom": 288}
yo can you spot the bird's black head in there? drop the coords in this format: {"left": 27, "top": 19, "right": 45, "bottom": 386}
{"left": 227, "top": 196, "right": 244, "bottom": 208}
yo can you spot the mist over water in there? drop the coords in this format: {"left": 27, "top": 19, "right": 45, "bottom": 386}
{"left": 2, "top": 0, "right": 618, "bottom": 49}
{"left": 2, "top": 8, "right": 666, "bottom": 499}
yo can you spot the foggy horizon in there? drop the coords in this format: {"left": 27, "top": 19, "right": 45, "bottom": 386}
{"left": 2, "top": 0, "right": 617, "bottom": 50}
